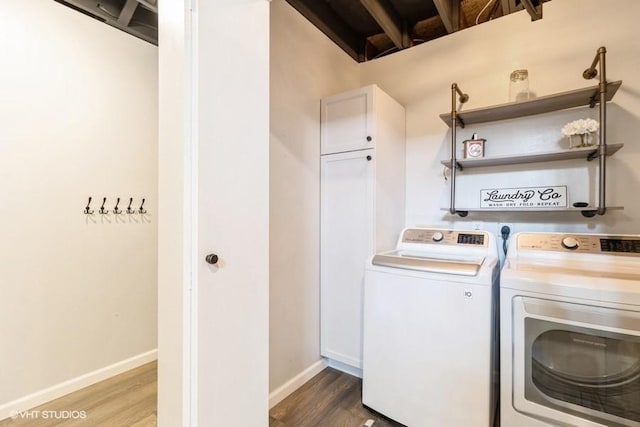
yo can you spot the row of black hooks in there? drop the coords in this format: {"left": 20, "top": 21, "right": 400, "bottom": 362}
{"left": 84, "top": 197, "right": 147, "bottom": 215}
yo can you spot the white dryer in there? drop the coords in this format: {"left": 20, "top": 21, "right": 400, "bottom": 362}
{"left": 363, "top": 228, "right": 500, "bottom": 427}
{"left": 501, "top": 232, "right": 640, "bottom": 427}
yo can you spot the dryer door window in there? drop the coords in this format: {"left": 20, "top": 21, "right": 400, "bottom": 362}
{"left": 524, "top": 318, "right": 640, "bottom": 426}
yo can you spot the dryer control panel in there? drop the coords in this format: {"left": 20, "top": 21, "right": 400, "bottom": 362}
{"left": 517, "top": 233, "right": 640, "bottom": 255}
{"left": 402, "top": 229, "right": 488, "bottom": 247}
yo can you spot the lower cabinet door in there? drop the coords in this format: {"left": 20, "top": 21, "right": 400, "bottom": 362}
{"left": 320, "top": 149, "right": 374, "bottom": 369}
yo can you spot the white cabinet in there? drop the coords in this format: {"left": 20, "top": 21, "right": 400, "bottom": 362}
{"left": 321, "top": 85, "right": 374, "bottom": 155}
{"left": 320, "top": 150, "right": 374, "bottom": 369}
{"left": 320, "top": 85, "right": 405, "bottom": 371}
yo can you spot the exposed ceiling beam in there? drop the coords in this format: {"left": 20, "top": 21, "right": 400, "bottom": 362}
{"left": 117, "top": 0, "right": 138, "bottom": 26}
{"left": 54, "top": 0, "right": 157, "bottom": 45}
{"left": 433, "top": 0, "right": 459, "bottom": 33}
{"left": 359, "top": 0, "right": 410, "bottom": 49}
{"left": 285, "top": 0, "right": 364, "bottom": 62}
{"left": 137, "top": 0, "right": 158, "bottom": 14}
{"left": 520, "top": 0, "right": 543, "bottom": 21}
{"left": 500, "top": 0, "right": 512, "bottom": 15}
{"left": 501, "top": 0, "right": 544, "bottom": 21}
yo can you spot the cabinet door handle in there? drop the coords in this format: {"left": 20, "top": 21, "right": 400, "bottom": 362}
{"left": 366, "top": 155, "right": 372, "bottom": 161}
{"left": 366, "top": 136, "right": 372, "bottom": 142}
{"left": 205, "top": 254, "right": 219, "bottom": 265}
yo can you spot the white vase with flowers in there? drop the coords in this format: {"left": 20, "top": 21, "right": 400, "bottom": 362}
{"left": 561, "top": 119, "right": 599, "bottom": 148}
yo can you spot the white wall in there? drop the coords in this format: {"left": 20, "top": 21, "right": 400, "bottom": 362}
{"left": 269, "top": 0, "right": 360, "bottom": 395}
{"left": 0, "top": 0, "right": 158, "bottom": 416}
{"left": 360, "top": 0, "right": 640, "bottom": 242}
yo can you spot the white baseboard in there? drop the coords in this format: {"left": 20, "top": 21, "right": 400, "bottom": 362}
{"left": 0, "top": 349, "right": 157, "bottom": 421}
{"left": 269, "top": 359, "right": 327, "bottom": 409}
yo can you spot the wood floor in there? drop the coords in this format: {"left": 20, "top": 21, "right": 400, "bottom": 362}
{"left": 270, "top": 367, "right": 404, "bottom": 427}
{"left": 0, "top": 361, "right": 157, "bottom": 427}
{"left": 2, "top": 363, "right": 399, "bottom": 427}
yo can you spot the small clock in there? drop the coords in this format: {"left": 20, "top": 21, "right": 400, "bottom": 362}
{"left": 463, "top": 134, "right": 486, "bottom": 159}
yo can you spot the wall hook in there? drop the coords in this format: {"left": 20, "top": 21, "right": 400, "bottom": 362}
{"left": 99, "top": 197, "right": 108, "bottom": 214}
{"left": 84, "top": 197, "right": 94, "bottom": 214}
{"left": 126, "top": 197, "right": 135, "bottom": 214}
{"left": 113, "top": 197, "right": 122, "bottom": 214}
{"left": 139, "top": 198, "right": 147, "bottom": 214}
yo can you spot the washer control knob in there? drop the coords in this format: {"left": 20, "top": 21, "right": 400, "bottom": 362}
{"left": 562, "top": 237, "right": 579, "bottom": 250}
{"left": 432, "top": 232, "right": 444, "bottom": 242}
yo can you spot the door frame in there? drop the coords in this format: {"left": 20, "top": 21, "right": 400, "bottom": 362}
{"left": 158, "top": 0, "right": 195, "bottom": 425}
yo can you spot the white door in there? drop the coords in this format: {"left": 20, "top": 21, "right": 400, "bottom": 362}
{"left": 157, "top": 1, "right": 269, "bottom": 426}
{"left": 320, "top": 149, "right": 375, "bottom": 369}
{"left": 195, "top": 1, "right": 269, "bottom": 426}
{"left": 321, "top": 86, "right": 374, "bottom": 155}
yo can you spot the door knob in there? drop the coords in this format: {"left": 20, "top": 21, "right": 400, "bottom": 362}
{"left": 205, "top": 254, "right": 219, "bottom": 265}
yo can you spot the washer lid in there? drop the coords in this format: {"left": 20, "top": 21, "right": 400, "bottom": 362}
{"left": 372, "top": 251, "right": 485, "bottom": 276}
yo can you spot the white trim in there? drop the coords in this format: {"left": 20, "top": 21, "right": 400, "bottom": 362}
{"left": 268, "top": 360, "right": 327, "bottom": 409}
{"left": 326, "top": 358, "right": 363, "bottom": 378}
{"left": 0, "top": 349, "right": 158, "bottom": 421}
{"left": 186, "top": 0, "right": 198, "bottom": 425}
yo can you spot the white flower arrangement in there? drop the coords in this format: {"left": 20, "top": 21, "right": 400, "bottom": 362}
{"left": 561, "top": 118, "right": 599, "bottom": 137}
{"left": 562, "top": 119, "right": 599, "bottom": 148}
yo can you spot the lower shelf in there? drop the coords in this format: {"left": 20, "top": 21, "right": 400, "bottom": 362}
{"left": 442, "top": 206, "right": 624, "bottom": 212}
{"left": 442, "top": 206, "right": 624, "bottom": 218}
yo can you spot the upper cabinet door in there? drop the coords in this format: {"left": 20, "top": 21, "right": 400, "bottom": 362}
{"left": 321, "top": 85, "right": 375, "bottom": 155}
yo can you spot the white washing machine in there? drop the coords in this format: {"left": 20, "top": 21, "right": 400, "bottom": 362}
{"left": 363, "top": 227, "right": 500, "bottom": 427}
{"left": 501, "top": 232, "right": 640, "bottom": 427}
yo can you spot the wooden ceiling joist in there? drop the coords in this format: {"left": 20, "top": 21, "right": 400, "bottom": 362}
{"left": 359, "top": 0, "right": 410, "bottom": 49}
{"left": 432, "top": 0, "right": 460, "bottom": 33}
{"left": 117, "top": 0, "right": 138, "bottom": 26}
{"left": 521, "top": 0, "right": 543, "bottom": 21}
{"left": 501, "top": 0, "right": 543, "bottom": 21}
{"left": 137, "top": 0, "right": 157, "bottom": 14}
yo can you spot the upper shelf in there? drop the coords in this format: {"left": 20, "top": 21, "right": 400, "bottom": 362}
{"left": 439, "top": 81, "right": 622, "bottom": 128}
{"left": 441, "top": 144, "right": 624, "bottom": 169}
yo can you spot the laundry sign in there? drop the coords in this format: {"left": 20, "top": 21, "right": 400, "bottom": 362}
{"left": 480, "top": 186, "right": 567, "bottom": 208}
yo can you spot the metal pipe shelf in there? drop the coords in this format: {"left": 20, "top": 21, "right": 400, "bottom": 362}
{"left": 444, "top": 47, "right": 621, "bottom": 218}
{"left": 441, "top": 144, "right": 623, "bottom": 169}
{"left": 439, "top": 81, "right": 621, "bottom": 128}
